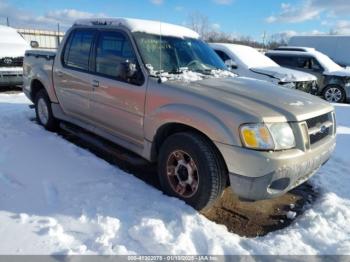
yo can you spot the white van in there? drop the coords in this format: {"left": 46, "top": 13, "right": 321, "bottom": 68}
{"left": 289, "top": 35, "right": 350, "bottom": 67}
{"left": 0, "top": 25, "right": 30, "bottom": 87}
{"left": 210, "top": 43, "right": 318, "bottom": 94}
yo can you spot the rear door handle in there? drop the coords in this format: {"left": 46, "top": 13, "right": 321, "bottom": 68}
{"left": 92, "top": 80, "right": 99, "bottom": 88}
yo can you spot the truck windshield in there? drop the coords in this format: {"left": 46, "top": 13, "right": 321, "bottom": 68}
{"left": 133, "top": 32, "right": 227, "bottom": 75}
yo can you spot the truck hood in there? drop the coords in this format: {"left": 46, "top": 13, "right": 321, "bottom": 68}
{"left": 0, "top": 43, "right": 29, "bottom": 58}
{"left": 188, "top": 77, "right": 333, "bottom": 122}
{"left": 251, "top": 66, "right": 316, "bottom": 82}
{"left": 324, "top": 69, "right": 350, "bottom": 78}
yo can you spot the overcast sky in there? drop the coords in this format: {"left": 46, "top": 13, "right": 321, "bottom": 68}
{"left": 1, "top": 0, "right": 350, "bottom": 41}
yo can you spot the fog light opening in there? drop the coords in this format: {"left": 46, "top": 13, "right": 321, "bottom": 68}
{"left": 268, "top": 177, "right": 291, "bottom": 193}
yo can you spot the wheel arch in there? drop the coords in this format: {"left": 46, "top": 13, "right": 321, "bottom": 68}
{"left": 150, "top": 122, "right": 229, "bottom": 176}
{"left": 322, "top": 83, "right": 346, "bottom": 102}
{"left": 30, "top": 79, "right": 46, "bottom": 101}
{"left": 29, "top": 68, "right": 59, "bottom": 103}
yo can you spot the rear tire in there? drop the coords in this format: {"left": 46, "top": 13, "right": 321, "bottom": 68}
{"left": 323, "top": 85, "right": 345, "bottom": 103}
{"left": 158, "top": 132, "right": 227, "bottom": 210}
{"left": 34, "top": 89, "right": 58, "bottom": 131}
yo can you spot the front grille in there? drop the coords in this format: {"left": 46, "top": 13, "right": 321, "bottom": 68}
{"left": 0, "top": 57, "right": 23, "bottom": 67}
{"left": 306, "top": 113, "right": 333, "bottom": 145}
{"left": 309, "top": 127, "right": 330, "bottom": 144}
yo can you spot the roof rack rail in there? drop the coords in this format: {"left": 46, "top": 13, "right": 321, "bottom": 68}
{"left": 273, "top": 46, "right": 315, "bottom": 52}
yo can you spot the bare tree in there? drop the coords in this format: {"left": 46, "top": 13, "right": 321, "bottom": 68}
{"left": 186, "top": 12, "right": 285, "bottom": 50}
{"left": 187, "top": 12, "right": 211, "bottom": 40}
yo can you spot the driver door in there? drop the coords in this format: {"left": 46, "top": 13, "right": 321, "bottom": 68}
{"left": 89, "top": 30, "right": 146, "bottom": 146}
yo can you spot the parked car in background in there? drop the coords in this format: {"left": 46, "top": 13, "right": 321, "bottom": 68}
{"left": 210, "top": 43, "right": 318, "bottom": 94}
{"left": 0, "top": 25, "right": 30, "bottom": 87}
{"left": 289, "top": 35, "right": 350, "bottom": 67}
{"left": 23, "top": 18, "right": 335, "bottom": 210}
{"left": 266, "top": 47, "right": 350, "bottom": 103}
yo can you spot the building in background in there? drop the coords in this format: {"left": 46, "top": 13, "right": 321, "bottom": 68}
{"left": 17, "top": 28, "right": 65, "bottom": 50}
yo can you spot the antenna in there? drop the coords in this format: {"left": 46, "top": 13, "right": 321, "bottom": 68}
{"left": 159, "top": 21, "right": 162, "bottom": 74}
{"left": 57, "top": 23, "right": 60, "bottom": 45}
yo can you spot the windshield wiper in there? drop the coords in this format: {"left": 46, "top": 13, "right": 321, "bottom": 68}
{"left": 195, "top": 68, "right": 222, "bottom": 74}
{"left": 167, "top": 67, "right": 189, "bottom": 74}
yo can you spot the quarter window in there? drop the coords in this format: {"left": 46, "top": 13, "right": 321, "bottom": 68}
{"left": 63, "top": 30, "right": 95, "bottom": 71}
{"left": 297, "top": 56, "right": 312, "bottom": 69}
{"left": 215, "top": 50, "right": 231, "bottom": 62}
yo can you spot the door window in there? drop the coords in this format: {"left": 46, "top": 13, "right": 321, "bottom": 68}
{"left": 270, "top": 55, "right": 297, "bottom": 67}
{"left": 95, "top": 31, "right": 140, "bottom": 83}
{"left": 63, "top": 30, "right": 95, "bottom": 71}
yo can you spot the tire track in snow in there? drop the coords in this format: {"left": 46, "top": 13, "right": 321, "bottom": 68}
{"left": 0, "top": 172, "right": 24, "bottom": 189}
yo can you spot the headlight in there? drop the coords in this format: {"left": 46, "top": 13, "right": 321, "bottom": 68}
{"left": 281, "top": 82, "right": 296, "bottom": 89}
{"left": 267, "top": 123, "right": 296, "bottom": 150}
{"left": 345, "top": 79, "right": 350, "bottom": 87}
{"left": 240, "top": 123, "right": 295, "bottom": 150}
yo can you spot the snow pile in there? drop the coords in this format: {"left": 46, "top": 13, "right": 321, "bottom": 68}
{"left": 210, "top": 43, "right": 278, "bottom": 69}
{"left": 251, "top": 66, "right": 316, "bottom": 82}
{"left": 312, "top": 50, "right": 344, "bottom": 73}
{"left": 75, "top": 18, "right": 199, "bottom": 39}
{"left": 0, "top": 93, "right": 350, "bottom": 255}
{"left": 157, "top": 69, "right": 236, "bottom": 83}
{"left": 210, "top": 43, "right": 316, "bottom": 82}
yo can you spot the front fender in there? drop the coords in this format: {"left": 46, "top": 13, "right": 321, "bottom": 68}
{"left": 144, "top": 104, "right": 240, "bottom": 146}
{"left": 326, "top": 75, "right": 346, "bottom": 87}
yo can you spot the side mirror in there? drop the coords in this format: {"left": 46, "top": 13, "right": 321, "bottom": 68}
{"left": 118, "top": 60, "right": 139, "bottom": 81}
{"left": 30, "top": 41, "right": 39, "bottom": 48}
{"left": 225, "top": 59, "right": 238, "bottom": 70}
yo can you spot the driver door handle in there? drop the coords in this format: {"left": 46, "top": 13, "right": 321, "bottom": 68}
{"left": 92, "top": 80, "right": 99, "bottom": 88}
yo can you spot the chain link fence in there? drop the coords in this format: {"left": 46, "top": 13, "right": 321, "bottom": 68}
{"left": 17, "top": 28, "right": 65, "bottom": 50}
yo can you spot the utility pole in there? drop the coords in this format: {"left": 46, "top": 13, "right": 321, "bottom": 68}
{"left": 262, "top": 31, "right": 267, "bottom": 50}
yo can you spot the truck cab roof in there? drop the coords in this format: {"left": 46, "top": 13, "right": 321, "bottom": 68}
{"left": 74, "top": 18, "right": 200, "bottom": 39}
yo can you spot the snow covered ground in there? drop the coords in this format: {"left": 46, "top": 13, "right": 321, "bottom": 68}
{"left": 0, "top": 93, "right": 349, "bottom": 255}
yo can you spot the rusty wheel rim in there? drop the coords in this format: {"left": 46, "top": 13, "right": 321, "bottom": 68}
{"left": 166, "top": 150, "right": 199, "bottom": 198}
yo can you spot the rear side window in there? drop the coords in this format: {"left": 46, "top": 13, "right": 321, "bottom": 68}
{"left": 95, "top": 31, "right": 137, "bottom": 79}
{"left": 63, "top": 30, "right": 95, "bottom": 71}
{"left": 215, "top": 50, "right": 231, "bottom": 62}
{"left": 269, "top": 55, "right": 297, "bottom": 67}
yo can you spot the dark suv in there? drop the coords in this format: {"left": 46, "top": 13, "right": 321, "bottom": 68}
{"left": 266, "top": 47, "right": 350, "bottom": 103}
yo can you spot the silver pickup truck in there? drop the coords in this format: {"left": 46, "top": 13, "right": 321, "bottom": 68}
{"left": 23, "top": 18, "right": 336, "bottom": 210}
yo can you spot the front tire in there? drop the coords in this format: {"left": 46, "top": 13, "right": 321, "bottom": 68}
{"left": 323, "top": 85, "right": 345, "bottom": 103}
{"left": 158, "top": 132, "right": 227, "bottom": 210}
{"left": 35, "top": 89, "right": 58, "bottom": 131}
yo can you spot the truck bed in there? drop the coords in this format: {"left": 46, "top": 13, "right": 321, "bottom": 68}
{"left": 23, "top": 49, "right": 57, "bottom": 102}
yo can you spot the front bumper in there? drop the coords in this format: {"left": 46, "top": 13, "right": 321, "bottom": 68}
{"left": 216, "top": 135, "right": 336, "bottom": 201}
{"left": 0, "top": 69, "right": 23, "bottom": 86}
